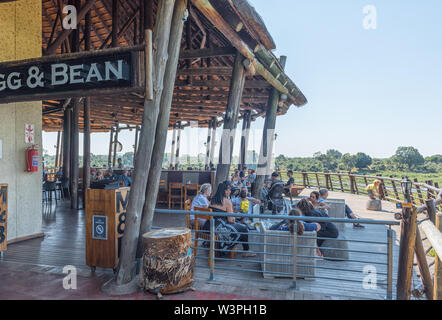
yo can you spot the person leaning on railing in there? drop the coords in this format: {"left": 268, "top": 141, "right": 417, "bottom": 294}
{"left": 202, "top": 181, "right": 256, "bottom": 258}
{"left": 296, "top": 199, "right": 339, "bottom": 257}
{"left": 366, "top": 179, "right": 382, "bottom": 200}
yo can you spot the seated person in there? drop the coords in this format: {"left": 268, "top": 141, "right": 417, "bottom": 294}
{"left": 232, "top": 187, "right": 261, "bottom": 214}
{"left": 118, "top": 170, "right": 132, "bottom": 187}
{"left": 296, "top": 199, "right": 339, "bottom": 256}
{"left": 104, "top": 169, "right": 117, "bottom": 180}
{"left": 319, "top": 188, "right": 364, "bottom": 228}
{"left": 309, "top": 191, "right": 330, "bottom": 214}
{"left": 271, "top": 208, "right": 321, "bottom": 236}
{"left": 94, "top": 170, "right": 104, "bottom": 181}
{"left": 190, "top": 183, "right": 212, "bottom": 227}
{"left": 202, "top": 181, "right": 256, "bottom": 257}
{"left": 247, "top": 169, "right": 256, "bottom": 189}
{"left": 284, "top": 170, "right": 295, "bottom": 194}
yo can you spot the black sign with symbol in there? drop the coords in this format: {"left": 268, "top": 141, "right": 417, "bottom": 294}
{"left": 92, "top": 215, "right": 107, "bottom": 240}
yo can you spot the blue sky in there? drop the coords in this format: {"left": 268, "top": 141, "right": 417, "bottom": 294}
{"left": 43, "top": 0, "right": 442, "bottom": 158}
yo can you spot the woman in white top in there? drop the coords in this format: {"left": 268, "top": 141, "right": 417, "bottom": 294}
{"left": 190, "top": 183, "right": 212, "bottom": 226}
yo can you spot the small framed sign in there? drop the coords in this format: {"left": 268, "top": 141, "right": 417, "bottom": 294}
{"left": 92, "top": 215, "right": 108, "bottom": 240}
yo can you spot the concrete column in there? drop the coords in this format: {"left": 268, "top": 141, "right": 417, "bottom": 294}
{"left": 0, "top": 0, "right": 43, "bottom": 241}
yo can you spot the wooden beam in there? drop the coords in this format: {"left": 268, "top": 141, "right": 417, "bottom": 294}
{"left": 191, "top": 0, "right": 306, "bottom": 106}
{"left": 179, "top": 46, "right": 236, "bottom": 59}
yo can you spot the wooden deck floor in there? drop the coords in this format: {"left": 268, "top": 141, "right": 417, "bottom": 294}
{"left": 0, "top": 191, "right": 423, "bottom": 300}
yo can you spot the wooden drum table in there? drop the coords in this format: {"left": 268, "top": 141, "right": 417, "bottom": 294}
{"left": 141, "top": 228, "right": 194, "bottom": 295}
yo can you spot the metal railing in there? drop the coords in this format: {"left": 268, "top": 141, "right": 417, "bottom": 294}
{"left": 153, "top": 208, "right": 399, "bottom": 300}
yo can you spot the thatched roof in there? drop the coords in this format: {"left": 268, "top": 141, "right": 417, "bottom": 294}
{"left": 39, "top": 0, "right": 306, "bottom": 132}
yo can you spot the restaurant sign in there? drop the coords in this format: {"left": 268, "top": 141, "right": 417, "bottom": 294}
{"left": 0, "top": 47, "right": 143, "bottom": 103}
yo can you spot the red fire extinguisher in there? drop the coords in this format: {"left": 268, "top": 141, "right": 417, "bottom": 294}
{"left": 26, "top": 145, "right": 39, "bottom": 172}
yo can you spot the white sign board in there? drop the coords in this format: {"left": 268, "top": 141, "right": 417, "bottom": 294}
{"left": 25, "top": 124, "right": 34, "bottom": 144}
{"left": 0, "top": 140, "right": 2, "bottom": 159}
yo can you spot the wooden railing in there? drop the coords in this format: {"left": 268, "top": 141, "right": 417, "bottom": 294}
{"left": 283, "top": 171, "right": 441, "bottom": 211}
{"left": 283, "top": 170, "right": 442, "bottom": 300}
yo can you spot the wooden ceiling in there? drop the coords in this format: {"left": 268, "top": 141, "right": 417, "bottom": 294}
{"left": 41, "top": 0, "right": 298, "bottom": 132}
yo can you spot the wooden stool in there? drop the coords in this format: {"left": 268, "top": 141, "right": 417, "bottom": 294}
{"left": 169, "top": 182, "right": 183, "bottom": 209}
{"left": 156, "top": 180, "right": 168, "bottom": 206}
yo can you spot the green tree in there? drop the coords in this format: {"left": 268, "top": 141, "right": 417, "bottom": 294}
{"left": 392, "top": 146, "right": 424, "bottom": 169}
{"left": 353, "top": 152, "right": 372, "bottom": 169}
{"left": 326, "top": 149, "right": 343, "bottom": 160}
{"left": 339, "top": 153, "right": 355, "bottom": 171}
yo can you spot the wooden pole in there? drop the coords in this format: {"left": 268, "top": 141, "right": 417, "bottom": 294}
{"left": 112, "top": 126, "right": 119, "bottom": 168}
{"left": 112, "top": 0, "right": 119, "bottom": 48}
{"left": 83, "top": 6, "right": 91, "bottom": 197}
{"left": 170, "top": 124, "right": 177, "bottom": 168}
{"left": 55, "top": 131, "right": 61, "bottom": 169}
{"left": 62, "top": 108, "right": 71, "bottom": 181}
{"left": 174, "top": 122, "right": 182, "bottom": 170}
{"left": 209, "top": 117, "right": 217, "bottom": 167}
{"left": 137, "top": 0, "right": 188, "bottom": 261}
{"left": 434, "top": 212, "right": 442, "bottom": 300}
{"left": 414, "top": 227, "right": 434, "bottom": 299}
{"left": 204, "top": 119, "right": 212, "bottom": 169}
{"left": 107, "top": 128, "right": 114, "bottom": 168}
{"left": 83, "top": 98, "right": 91, "bottom": 193}
{"left": 133, "top": 126, "right": 140, "bottom": 167}
{"left": 213, "top": 52, "right": 246, "bottom": 190}
{"left": 239, "top": 110, "right": 251, "bottom": 169}
{"left": 396, "top": 206, "right": 418, "bottom": 300}
{"left": 116, "top": 0, "right": 176, "bottom": 286}
{"left": 70, "top": 99, "right": 80, "bottom": 209}
{"left": 252, "top": 56, "right": 286, "bottom": 198}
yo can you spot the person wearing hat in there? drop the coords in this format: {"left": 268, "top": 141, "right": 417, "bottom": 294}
{"left": 366, "top": 179, "right": 382, "bottom": 200}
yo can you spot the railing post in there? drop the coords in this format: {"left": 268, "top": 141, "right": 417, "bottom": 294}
{"left": 414, "top": 178, "right": 425, "bottom": 205}
{"left": 325, "top": 172, "right": 330, "bottom": 190}
{"left": 349, "top": 173, "right": 355, "bottom": 194}
{"left": 338, "top": 173, "right": 344, "bottom": 192}
{"left": 387, "top": 227, "right": 393, "bottom": 300}
{"left": 315, "top": 173, "right": 320, "bottom": 189}
{"left": 396, "top": 206, "right": 418, "bottom": 300}
{"left": 434, "top": 212, "right": 442, "bottom": 300}
{"left": 391, "top": 176, "right": 400, "bottom": 201}
{"left": 290, "top": 221, "right": 297, "bottom": 290}
{"left": 209, "top": 217, "right": 216, "bottom": 281}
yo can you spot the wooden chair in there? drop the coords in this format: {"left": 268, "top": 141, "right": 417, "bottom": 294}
{"left": 184, "top": 183, "right": 199, "bottom": 203}
{"left": 156, "top": 180, "right": 168, "bottom": 206}
{"left": 168, "top": 182, "right": 183, "bottom": 209}
{"left": 186, "top": 207, "right": 235, "bottom": 265}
